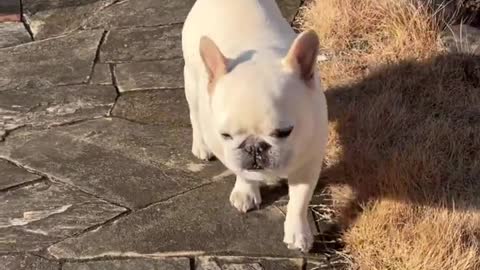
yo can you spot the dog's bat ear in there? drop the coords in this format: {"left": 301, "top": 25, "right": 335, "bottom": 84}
{"left": 283, "top": 30, "right": 319, "bottom": 82}
{"left": 199, "top": 36, "right": 228, "bottom": 93}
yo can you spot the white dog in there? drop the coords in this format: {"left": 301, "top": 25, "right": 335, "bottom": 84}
{"left": 182, "top": 0, "right": 328, "bottom": 252}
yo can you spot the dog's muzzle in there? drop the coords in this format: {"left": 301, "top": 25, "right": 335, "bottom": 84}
{"left": 239, "top": 137, "right": 271, "bottom": 170}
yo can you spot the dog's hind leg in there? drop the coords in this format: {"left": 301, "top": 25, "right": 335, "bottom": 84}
{"left": 184, "top": 64, "right": 213, "bottom": 160}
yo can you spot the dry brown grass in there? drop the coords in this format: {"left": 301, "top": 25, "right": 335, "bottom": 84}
{"left": 299, "top": 0, "right": 480, "bottom": 269}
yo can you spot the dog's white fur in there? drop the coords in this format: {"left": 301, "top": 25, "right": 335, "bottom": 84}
{"left": 182, "top": 0, "right": 328, "bottom": 252}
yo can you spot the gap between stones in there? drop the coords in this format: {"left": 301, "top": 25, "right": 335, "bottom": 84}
{"left": 0, "top": 176, "right": 46, "bottom": 193}
{"left": 0, "top": 156, "right": 131, "bottom": 211}
{"left": 87, "top": 30, "right": 109, "bottom": 84}
{"left": 19, "top": 0, "right": 34, "bottom": 41}
{"left": 107, "top": 64, "right": 121, "bottom": 116}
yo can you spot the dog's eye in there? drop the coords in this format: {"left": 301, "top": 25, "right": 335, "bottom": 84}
{"left": 221, "top": 133, "right": 233, "bottom": 140}
{"left": 271, "top": 126, "right": 294, "bottom": 139}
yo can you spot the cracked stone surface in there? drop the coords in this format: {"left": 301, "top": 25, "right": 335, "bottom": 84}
{"left": 0, "top": 0, "right": 341, "bottom": 268}
{"left": 100, "top": 24, "right": 182, "bottom": 63}
{"left": 0, "top": 159, "right": 41, "bottom": 190}
{"left": 21, "top": 0, "right": 300, "bottom": 41}
{"left": 0, "top": 181, "right": 125, "bottom": 252}
{"left": 0, "top": 30, "right": 103, "bottom": 91}
{"left": 0, "top": 118, "right": 224, "bottom": 209}
{"left": 196, "top": 256, "right": 303, "bottom": 270}
{"left": 112, "top": 89, "right": 190, "bottom": 127}
{"left": 22, "top": 0, "right": 116, "bottom": 39}
{"left": 84, "top": 0, "right": 195, "bottom": 29}
{"left": 90, "top": 64, "right": 113, "bottom": 85}
{"left": 63, "top": 258, "right": 190, "bottom": 270}
{"left": 115, "top": 59, "right": 184, "bottom": 92}
{"left": 0, "top": 23, "right": 31, "bottom": 48}
{"left": 48, "top": 180, "right": 296, "bottom": 259}
{"left": 0, "top": 254, "right": 59, "bottom": 270}
{"left": 0, "top": 85, "right": 117, "bottom": 136}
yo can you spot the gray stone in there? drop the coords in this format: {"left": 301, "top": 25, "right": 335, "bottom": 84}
{"left": 0, "top": 118, "right": 221, "bottom": 209}
{"left": 115, "top": 59, "right": 184, "bottom": 92}
{"left": 48, "top": 180, "right": 297, "bottom": 259}
{"left": 442, "top": 24, "right": 480, "bottom": 55}
{"left": 63, "top": 258, "right": 190, "bottom": 270}
{"left": 112, "top": 89, "right": 189, "bottom": 127}
{"left": 43, "top": 118, "right": 226, "bottom": 179}
{"left": 0, "top": 30, "right": 103, "bottom": 91}
{"left": 0, "top": 85, "right": 117, "bottom": 136}
{"left": 196, "top": 256, "right": 303, "bottom": 270}
{"left": 0, "top": 254, "right": 59, "bottom": 270}
{"left": 0, "top": 23, "right": 31, "bottom": 48}
{"left": 22, "top": 0, "right": 115, "bottom": 39}
{"left": 0, "top": 159, "right": 41, "bottom": 190}
{"left": 90, "top": 64, "right": 112, "bottom": 85}
{"left": 100, "top": 24, "right": 182, "bottom": 63}
{"left": 84, "top": 0, "right": 195, "bottom": 29}
{"left": 275, "top": 0, "right": 302, "bottom": 22}
{"left": 0, "top": 181, "right": 125, "bottom": 252}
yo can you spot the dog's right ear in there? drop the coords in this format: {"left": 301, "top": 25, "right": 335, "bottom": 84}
{"left": 199, "top": 36, "right": 228, "bottom": 93}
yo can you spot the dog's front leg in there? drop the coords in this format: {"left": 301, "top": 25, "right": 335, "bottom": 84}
{"left": 284, "top": 162, "right": 321, "bottom": 252}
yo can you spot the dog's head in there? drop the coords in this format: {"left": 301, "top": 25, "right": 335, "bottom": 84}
{"left": 200, "top": 30, "right": 320, "bottom": 180}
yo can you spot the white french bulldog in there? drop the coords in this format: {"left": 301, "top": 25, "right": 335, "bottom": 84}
{"left": 182, "top": 0, "right": 328, "bottom": 252}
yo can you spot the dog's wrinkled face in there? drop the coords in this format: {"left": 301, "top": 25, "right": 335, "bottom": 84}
{"left": 210, "top": 61, "right": 312, "bottom": 180}
{"left": 199, "top": 30, "right": 319, "bottom": 180}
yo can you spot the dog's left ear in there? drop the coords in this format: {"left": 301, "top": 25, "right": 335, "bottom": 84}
{"left": 283, "top": 30, "right": 319, "bottom": 82}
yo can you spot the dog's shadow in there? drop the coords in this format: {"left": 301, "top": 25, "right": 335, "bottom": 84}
{"left": 260, "top": 52, "right": 480, "bottom": 255}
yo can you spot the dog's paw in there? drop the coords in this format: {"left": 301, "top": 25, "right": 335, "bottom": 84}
{"left": 192, "top": 141, "right": 213, "bottom": 161}
{"left": 229, "top": 184, "right": 261, "bottom": 213}
{"left": 283, "top": 218, "right": 313, "bottom": 252}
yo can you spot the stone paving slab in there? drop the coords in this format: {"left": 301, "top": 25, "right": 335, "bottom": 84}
{"left": 90, "top": 64, "right": 113, "bottom": 85}
{"left": 115, "top": 59, "right": 184, "bottom": 92}
{"left": 0, "top": 119, "right": 224, "bottom": 208}
{"left": 19, "top": 0, "right": 300, "bottom": 41}
{"left": 37, "top": 118, "right": 226, "bottom": 179}
{"left": 196, "top": 256, "right": 303, "bottom": 270}
{"left": 22, "top": 0, "right": 116, "bottom": 39}
{"left": 0, "top": 254, "right": 59, "bottom": 270}
{"left": 0, "top": 30, "right": 103, "bottom": 91}
{"left": 0, "top": 181, "right": 125, "bottom": 252}
{"left": 0, "top": 85, "right": 116, "bottom": 137}
{"left": 48, "top": 180, "right": 297, "bottom": 259}
{"left": 100, "top": 24, "right": 182, "bottom": 63}
{"left": 0, "top": 23, "right": 31, "bottom": 48}
{"left": 63, "top": 257, "right": 190, "bottom": 270}
{"left": 84, "top": 0, "right": 195, "bottom": 30}
{"left": 0, "top": 159, "right": 41, "bottom": 190}
{"left": 112, "top": 89, "right": 190, "bottom": 127}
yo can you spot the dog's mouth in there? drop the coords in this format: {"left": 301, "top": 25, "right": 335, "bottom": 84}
{"left": 245, "top": 164, "right": 265, "bottom": 171}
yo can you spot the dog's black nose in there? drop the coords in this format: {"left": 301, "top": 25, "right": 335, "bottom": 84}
{"left": 255, "top": 141, "right": 271, "bottom": 153}
{"left": 242, "top": 139, "right": 271, "bottom": 155}
{"left": 240, "top": 138, "right": 271, "bottom": 170}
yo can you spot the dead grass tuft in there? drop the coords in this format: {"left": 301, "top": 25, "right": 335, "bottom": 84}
{"left": 300, "top": 0, "right": 445, "bottom": 87}
{"left": 299, "top": 0, "right": 480, "bottom": 269}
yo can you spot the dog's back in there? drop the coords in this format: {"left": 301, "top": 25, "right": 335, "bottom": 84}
{"left": 182, "top": 0, "right": 296, "bottom": 65}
